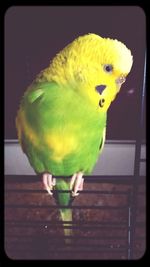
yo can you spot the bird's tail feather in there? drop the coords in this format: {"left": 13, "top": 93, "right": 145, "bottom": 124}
{"left": 60, "top": 208, "right": 72, "bottom": 243}
{"left": 54, "top": 178, "right": 73, "bottom": 243}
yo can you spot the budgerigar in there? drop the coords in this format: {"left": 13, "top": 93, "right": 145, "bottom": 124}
{"left": 16, "top": 33, "right": 133, "bottom": 239}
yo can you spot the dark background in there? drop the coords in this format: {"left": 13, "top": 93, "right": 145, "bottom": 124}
{"left": 5, "top": 6, "right": 146, "bottom": 140}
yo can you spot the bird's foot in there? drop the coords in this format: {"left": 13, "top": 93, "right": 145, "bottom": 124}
{"left": 42, "top": 173, "right": 56, "bottom": 195}
{"left": 70, "top": 172, "right": 84, "bottom": 197}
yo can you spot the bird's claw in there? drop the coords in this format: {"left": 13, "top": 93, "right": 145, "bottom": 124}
{"left": 70, "top": 172, "right": 84, "bottom": 197}
{"left": 42, "top": 173, "right": 56, "bottom": 195}
{"left": 42, "top": 172, "right": 84, "bottom": 197}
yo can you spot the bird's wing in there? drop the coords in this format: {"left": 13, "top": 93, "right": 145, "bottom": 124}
{"left": 16, "top": 82, "right": 84, "bottom": 163}
{"left": 16, "top": 81, "right": 107, "bottom": 174}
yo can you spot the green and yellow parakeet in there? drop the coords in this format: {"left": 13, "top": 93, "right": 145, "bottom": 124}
{"left": 16, "top": 33, "right": 133, "bottom": 239}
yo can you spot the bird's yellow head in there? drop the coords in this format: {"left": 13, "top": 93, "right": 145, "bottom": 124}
{"left": 41, "top": 33, "right": 133, "bottom": 112}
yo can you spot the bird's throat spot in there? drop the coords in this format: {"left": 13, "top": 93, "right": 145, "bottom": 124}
{"left": 99, "top": 98, "right": 105, "bottom": 108}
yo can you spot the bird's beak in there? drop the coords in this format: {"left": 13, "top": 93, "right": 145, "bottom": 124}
{"left": 115, "top": 76, "right": 126, "bottom": 92}
{"left": 115, "top": 76, "right": 126, "bottom": 85}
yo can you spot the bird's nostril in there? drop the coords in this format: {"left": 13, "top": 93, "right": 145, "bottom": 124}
{"left": 96, "top": 85, "right": 106, "bottom": 95}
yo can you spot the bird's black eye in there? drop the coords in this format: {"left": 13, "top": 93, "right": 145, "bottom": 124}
{"left": 103, "top": 64, "right": 113, "bottom": 73}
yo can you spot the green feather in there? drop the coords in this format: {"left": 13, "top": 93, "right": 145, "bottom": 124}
{"left": 27, "top": 88, "right": 44, "bottom": 103}
{"left": 54, "top": 178, "right": 72, "bottom": 241}
{"left": 17, "top": 81, "right": 107, "bottom": 240}
{"left": 21, "top": 82, "right": 107, "bottom": 175}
